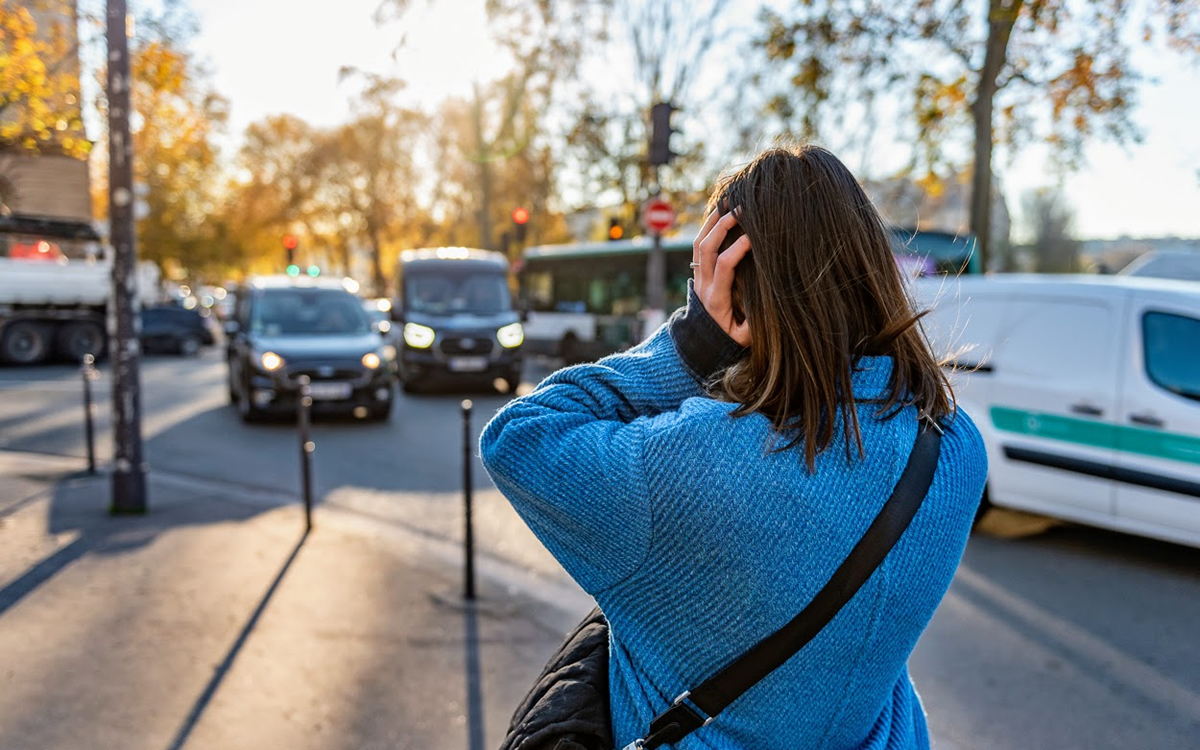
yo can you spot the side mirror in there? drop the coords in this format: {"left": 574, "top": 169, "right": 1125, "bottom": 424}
{"left": 223, "top": 320, "right": 240, "bottom": 336}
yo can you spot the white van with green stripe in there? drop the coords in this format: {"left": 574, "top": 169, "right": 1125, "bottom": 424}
{"left": 913, "top": 274, "right": 1200, "bottom": 548}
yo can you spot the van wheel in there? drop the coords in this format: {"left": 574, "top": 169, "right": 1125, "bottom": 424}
{"left": 1, "top": 321, "right": 53, "bottom": 365}
{"left": 56, "top": 321, "right": 106, "bottom": 362}
{"left": 560, "top": 332, "right": 583, "bottom": 364}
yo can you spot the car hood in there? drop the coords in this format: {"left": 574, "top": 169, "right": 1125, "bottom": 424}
{"left": 251, "top": 333, "right": 381, "bottom": 361}
{"left": 403, "top": 310, "right": 519, "bottom": 331}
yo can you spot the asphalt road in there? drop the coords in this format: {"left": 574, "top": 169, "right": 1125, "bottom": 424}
{"left": 2, "top": 350, "right": 1199, "bottom": 749}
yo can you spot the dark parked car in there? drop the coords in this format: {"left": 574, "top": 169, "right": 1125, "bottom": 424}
{"left": 225, "top": 276, "right": 394, "bottom": 422}
{"left": 140, "top": 305, "right": 216, "bottom": 355}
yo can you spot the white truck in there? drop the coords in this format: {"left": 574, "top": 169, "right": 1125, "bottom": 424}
{"left": 912, "top": 274, "right": 1200, "bottom": 549}
{"left": 0, "top": 215, "right": 160, "bottom": 364}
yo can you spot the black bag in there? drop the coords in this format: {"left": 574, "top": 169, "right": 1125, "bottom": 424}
{"left": 500, "top": 607, "right": 613, "bottom": 750}
{"left": 501, "top": 422, "right": 942, "bottom": 750}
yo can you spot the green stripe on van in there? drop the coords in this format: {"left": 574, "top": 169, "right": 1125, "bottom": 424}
{"left": 990, "top": 406, "right": 1200, "bottom": 467}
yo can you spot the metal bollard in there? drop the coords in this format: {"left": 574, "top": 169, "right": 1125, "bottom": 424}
{"left": 462, "top": 399, "right": 476, "bottom": 601}
{"left": 297, "top": 375, "right": 314, "bottom": 532}
{"left": 81, "top": 353, "right": 97, "bottom": 475}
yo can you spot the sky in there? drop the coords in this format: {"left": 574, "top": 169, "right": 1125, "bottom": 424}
{"left": 190, "top": 0, "right": 1200, "bottom": 241}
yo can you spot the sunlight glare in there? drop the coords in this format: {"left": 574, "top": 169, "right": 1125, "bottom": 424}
{"left": 394, "top": 0, "right": 501, "bottom": 103}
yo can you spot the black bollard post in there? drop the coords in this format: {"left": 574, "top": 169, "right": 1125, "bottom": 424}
{"left": 81, "top": 353, "right": 97, "bottom": 475}
{"left": 462, "top": 399, "right": 476, "bottom": 601}
{"left": 297, "top": 375, "right": 314, "bottom": 532}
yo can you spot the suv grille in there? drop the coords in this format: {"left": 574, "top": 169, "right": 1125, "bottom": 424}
{"left": 288, "top": 362, "right": 363, "bottom": 381}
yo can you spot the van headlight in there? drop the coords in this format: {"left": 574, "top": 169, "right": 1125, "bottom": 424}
{"left": 497, "top": 322, "right": 524, "bottom": 349}
{"left": 259, "top": 351, "right": 285, "bottom": 371}
{"left": 403, "top": 322, "right": 435, "bottom": 349}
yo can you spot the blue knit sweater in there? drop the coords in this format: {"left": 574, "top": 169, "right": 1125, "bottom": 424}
{"left": 481, "top": 286, "right": 988, "bottom": 750}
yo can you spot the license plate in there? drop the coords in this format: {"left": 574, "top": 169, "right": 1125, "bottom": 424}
{"left": 448, "top": 356, "right": 488, "bottom": 373}
{"left": 308, "top": 381, "right": 352, "bottom": 400}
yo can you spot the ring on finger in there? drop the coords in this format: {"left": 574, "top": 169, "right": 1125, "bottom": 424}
{"left": 689, "top": 262, "right": 700, "bottom": 268}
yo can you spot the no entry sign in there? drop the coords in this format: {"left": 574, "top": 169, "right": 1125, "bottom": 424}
{"left": 642, "top": 197, "right": 676, "bottom": 235}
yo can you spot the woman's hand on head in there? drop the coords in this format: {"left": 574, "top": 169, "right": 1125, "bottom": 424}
{"left": 693, "top": 210, "right": 752, "bottom": 347}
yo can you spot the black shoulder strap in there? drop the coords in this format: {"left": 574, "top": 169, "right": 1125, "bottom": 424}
{"left": 637, "top": 422, "right": 943, "bottom": 750}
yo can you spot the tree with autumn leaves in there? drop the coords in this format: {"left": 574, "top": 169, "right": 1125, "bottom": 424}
{"left": 757, "top": 0, "right": 1200, "bottom": 269}
{"left": 0, "top": 0, "right": 89, "bottom": 159}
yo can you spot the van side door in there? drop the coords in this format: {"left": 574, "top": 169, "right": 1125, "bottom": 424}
{"left": 985, "top": 293, "right": 1127, "bottom": 523}
{"left": 1114, "top": 292, "right": 1200, "bottom": 546}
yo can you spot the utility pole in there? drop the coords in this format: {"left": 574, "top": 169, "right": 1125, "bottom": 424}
{"left": 107, "top": 0, "right": 147, "bottom": 514}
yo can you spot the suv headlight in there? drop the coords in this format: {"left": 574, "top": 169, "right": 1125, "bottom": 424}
{"left": 259, "top": 351, "right": 285, "bottom": 371}
{"left": 403, "top": 322, "right": 435, "bottom": 349}
{"left": 497, "top": 322, "right": 524, "bottom": 349}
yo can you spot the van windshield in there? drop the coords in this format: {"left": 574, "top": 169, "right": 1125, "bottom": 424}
{"left": 406, "top": 272, "right": 511, "bottom": 315}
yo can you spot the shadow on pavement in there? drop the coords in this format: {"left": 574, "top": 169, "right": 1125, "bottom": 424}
{"left": 164, "top": 529, "right": 310, "bottom": 750}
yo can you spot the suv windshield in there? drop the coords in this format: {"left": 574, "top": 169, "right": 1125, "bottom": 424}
{"left": 251, "top": 289, "right": 370, "bottom": 336}
{"left": 406, "top": 271, "right": 511, "bottom": 315}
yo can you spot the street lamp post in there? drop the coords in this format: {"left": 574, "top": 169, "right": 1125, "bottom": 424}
{"left": 106, "top": 0, "right": 147, "bottom": 513}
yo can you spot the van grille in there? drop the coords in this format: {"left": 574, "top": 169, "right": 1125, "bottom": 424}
{"left": 440, "top": 336, "right": 495, "bottom": 356}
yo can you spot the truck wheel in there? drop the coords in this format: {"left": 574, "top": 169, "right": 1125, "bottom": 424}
{"left": 56, "top": 321, "right": 107, "bottom": 363}
{"left": 1, "top": 321, "right": 53, "bottom": 365}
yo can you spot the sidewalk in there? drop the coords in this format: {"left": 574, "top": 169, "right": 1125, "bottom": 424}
{"left": 0, "top": 450, "right": 593, "bottom": 750}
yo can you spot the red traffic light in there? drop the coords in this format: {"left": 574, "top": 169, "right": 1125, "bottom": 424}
{"left": 511, "top": 207, "right": 530, "bottom": 225}
{"left": 282, "top": 234, "right": 298, "bottom": 250}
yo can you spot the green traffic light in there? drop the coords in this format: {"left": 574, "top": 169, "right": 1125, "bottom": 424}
{"left": 307, "top": 265, "right": 320, "bottom": 277}
{"left": 286, "top": 264, "right": 300, "bottom": 277}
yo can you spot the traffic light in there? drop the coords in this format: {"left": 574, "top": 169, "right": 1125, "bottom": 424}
{"left": 511, "top": 206, "right": 529, "bottom": 243}
{"left": 608, "top": 217, "right": 624, "bottom": 241}
{"left": 306, "top": 265, "right": 320, "bottom": 277}
{"left": 286, "top": 264, "right": 300, "bottom": 277}
{"left": 282, "top": 234, "right": 298, "bottom": 267}
{"left": 648, "top": 102, "right": 676, "bottom": 166}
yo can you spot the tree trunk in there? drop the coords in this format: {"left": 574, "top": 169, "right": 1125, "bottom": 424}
{"left": 969, "top": 0, "right": 1021, "bottom": 273}
{"left": 367, "top": 220, "right": 385, "bottom": 298}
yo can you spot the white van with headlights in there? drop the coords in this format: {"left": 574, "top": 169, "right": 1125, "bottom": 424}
{"left": 912, "top": 274, "right": 1200, "bottom": 549}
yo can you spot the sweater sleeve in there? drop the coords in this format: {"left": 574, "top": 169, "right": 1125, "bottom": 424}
{"left": 480, "top": 282, "right": 747, "bottom": 593}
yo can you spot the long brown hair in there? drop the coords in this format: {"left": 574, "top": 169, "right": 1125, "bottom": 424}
{"left": 708, "top": 144, "right": 953, "bottom": 469}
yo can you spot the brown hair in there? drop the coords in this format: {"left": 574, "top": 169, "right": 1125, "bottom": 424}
{"left": 707, "top": 143, "right": 953, "bottom": 469}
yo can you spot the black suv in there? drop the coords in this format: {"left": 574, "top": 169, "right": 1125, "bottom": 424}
{"left": 225, "top": 277, "right": 394, "bottom": 422}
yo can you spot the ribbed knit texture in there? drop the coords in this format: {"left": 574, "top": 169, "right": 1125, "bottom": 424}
{"left": 481, "top": 293, "right": 988, "bottom": 750}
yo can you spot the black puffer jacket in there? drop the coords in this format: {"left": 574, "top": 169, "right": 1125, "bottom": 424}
{"left": 500, "top": 608, "right": 613, "bottom": 750}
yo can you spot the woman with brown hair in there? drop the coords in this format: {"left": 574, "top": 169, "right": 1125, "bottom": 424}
{"left": 481, "top": 144, "right": 987, "bottom": 749}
